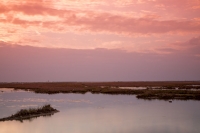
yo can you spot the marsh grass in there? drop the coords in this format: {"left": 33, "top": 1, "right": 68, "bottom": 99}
{"left": 0, "top": 82, "right": 200, "bottom": 100}
{"left": 14, "top": 104, "right": 58, "bottom": 117}
{"left": 0, "top": 104, "right": 59, "bottom": 122}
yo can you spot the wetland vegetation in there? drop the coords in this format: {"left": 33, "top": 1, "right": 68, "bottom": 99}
{"left": 0, "top": 104, "right": 59, "bottom": 122}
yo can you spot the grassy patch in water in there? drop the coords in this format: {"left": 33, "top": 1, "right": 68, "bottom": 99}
{"left": 0, "top": 104, "right": 59, "bottom": 122}
{"left": 14, "top": 104, "right": 58, "bottom": 116}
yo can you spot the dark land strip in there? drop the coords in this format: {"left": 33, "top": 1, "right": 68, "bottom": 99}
{"left": 0, "top": 81, "right": 200, "bottom": 100}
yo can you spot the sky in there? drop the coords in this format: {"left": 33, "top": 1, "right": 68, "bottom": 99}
{"left": 0, "top": 0, "right": 200, "bottom": 82}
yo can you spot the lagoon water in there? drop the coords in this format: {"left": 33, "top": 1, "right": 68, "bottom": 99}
{"left": 0, "top": 88, "right": 200, "bottom": 133}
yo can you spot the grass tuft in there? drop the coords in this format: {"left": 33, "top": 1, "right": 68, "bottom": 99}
{"left": 0, "top": 104, "right": 59, "bottom": 122}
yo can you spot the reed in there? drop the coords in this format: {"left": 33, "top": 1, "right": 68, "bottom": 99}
{"left": 0, "top": 104, "right": 59, "bottom": 122}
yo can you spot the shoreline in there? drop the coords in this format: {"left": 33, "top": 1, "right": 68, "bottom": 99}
{"left": 0, "top": 81, "right": 200, "bottom": 100}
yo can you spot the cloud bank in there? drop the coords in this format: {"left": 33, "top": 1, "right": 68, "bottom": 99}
{"left": 0, "top": 40, "right": 199, "bottom": 82}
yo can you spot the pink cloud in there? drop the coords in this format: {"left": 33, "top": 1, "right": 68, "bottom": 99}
{"left": 178, "top": 36, "right": 200, "bottom": 55}
{"left": 0, "top": 0, "right": 199, "bottom": 36}
{"left": 70, "top": 15, "right": 200, "bottom": 34}
{"left": 156, "top": 36, "right": 200, "bottom": 55}
{"left": 0, "top": 0, "right": 199, "bottom": 51}
{"left": 1, "top": 3, "right": 200, "bottom": 35}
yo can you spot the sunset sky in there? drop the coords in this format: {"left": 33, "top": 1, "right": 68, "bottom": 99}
{"left": 0, "top": 0, "right": 200, "bottom": 82}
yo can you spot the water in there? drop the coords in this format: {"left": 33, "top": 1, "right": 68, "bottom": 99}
{"left": 0, "top": 88, "right": 200, "bottom": 133}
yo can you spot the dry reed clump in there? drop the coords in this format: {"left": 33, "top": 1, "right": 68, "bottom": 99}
{"left": 14, "top": 104, "right": 58, "bottom": 117}
{"left": 0, "top": 104, "right": 59, "bottom": 122}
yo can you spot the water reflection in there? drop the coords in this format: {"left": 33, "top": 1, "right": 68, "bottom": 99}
{"left": 0, "top": 88, "right": 200, "bottom": 133}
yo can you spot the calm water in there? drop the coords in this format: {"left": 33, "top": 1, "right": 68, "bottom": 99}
{"left": 0, "top": 88, "right": 200, "bottom": 133}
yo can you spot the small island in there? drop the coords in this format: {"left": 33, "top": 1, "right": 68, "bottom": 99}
{"left": 0, "top": 104, "right": 59, "bottom": 122}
